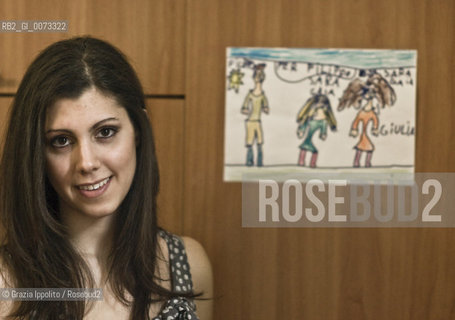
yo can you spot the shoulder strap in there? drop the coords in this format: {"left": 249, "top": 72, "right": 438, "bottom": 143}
{"left": 158, "top": 230, "right": 194, "bottom": 293}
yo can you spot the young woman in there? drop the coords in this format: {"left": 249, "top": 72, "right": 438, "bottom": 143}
{"left": 0, "top": 37, "right": 212, "bottom": 319}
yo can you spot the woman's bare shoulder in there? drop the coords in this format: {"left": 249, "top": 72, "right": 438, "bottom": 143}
{"left": 181, "top": 236, "right": 213, "bottom": 320}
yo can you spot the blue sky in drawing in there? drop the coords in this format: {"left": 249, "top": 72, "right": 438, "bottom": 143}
{"left": 228, "top": 48, "right": 417, "bottom": 69}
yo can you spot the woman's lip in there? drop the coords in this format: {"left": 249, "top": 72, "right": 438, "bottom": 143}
{"left": 77, "top": 177, "right": 111, "bottom": 198}
{"left": 77, "top": 176, "right": 111, "bottom": 188}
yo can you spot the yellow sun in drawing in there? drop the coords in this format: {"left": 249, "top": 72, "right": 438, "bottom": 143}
{"left": 227, "top": 69, "right": 244, "bottom": 93}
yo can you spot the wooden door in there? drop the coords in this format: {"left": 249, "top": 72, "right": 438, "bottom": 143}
{"left": 184, "top": 0, "right": 455, "bottom": 319}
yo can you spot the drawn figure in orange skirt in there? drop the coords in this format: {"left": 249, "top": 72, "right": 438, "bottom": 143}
{"left": 338, "top": 73, "right": 396, "bottom": 167}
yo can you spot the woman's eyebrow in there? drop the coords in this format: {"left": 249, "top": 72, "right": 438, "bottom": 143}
{"left": 45, "top": 128, "right": 72, "bottom": 135}
{"left": 45, "top": 117, "right": 120, "bottom": 134}
{"left": 90, "top": 117, "right": 120, "bottom": 130}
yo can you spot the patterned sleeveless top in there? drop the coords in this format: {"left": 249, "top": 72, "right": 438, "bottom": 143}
{"left": 26, "top": 231, "right": 198, "bottom": 319}
{"left": 152, "top": 230, "right": 198, "bottom": 320}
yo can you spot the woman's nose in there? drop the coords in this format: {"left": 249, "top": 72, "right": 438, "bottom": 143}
{"left": 75, "top": 141, "right": 100, "bottom": 174}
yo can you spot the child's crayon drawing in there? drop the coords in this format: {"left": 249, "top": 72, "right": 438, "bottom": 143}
{"left": 224, "top": 48, "right": 417, "bottom": 181}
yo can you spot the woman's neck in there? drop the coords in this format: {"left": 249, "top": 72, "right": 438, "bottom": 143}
{"left": 61, "top": 208, "right": 114, "bottom": 261}
{"left": 62, "top": 209, "right": 115, "bottom": 285}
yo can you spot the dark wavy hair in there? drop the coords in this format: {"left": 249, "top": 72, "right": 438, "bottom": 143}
{"left": 0, "top": 37, "right": 182, "bottom": 319}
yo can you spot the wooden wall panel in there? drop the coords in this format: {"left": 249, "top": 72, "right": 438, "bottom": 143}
{"left": 184, "top": 0, "right": 455, "bottom": 319}
{"left": 147, "top": 99, "right": 185, "bottom": 235}
{"left": 0, "top": 98, "right": 12, "bottom": 142}
{"left": 0, "top": 0, "right": 185, "bottom": 95}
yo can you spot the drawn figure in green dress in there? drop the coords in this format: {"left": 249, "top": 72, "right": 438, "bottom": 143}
{"left": 241, "top": 64, "right": 269, "bottom": 167}
{"left": 296, "top": 94, "right": 337, "bottom": 168}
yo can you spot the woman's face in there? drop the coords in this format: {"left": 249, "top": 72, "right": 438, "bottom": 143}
{"left": 44, "top": 87, "right": 137, "bottom": 219}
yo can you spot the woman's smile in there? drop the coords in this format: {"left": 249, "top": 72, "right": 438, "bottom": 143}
{"left": 76, "top": 176, "right": 112, "bottom": 198}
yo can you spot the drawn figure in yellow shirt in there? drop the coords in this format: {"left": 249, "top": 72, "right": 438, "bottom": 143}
{"left": 241, "top": 64, "right": 269, "bottom": 166}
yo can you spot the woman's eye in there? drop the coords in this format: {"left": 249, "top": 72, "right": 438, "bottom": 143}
{"left": 96, "top": 127, "right": 117, "bottom": 139}
{"left": 51, "top": 136, "right": 71, "bottom": 148}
